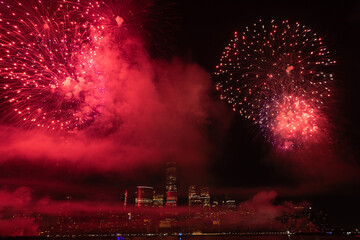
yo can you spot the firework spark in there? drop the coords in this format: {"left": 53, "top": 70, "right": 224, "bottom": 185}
{"left": 0, "top": 0, "right": 105, "bottom": 132}
{"left": 215, "top": 19, "right": 335, "bottom": 149}
{"left": 85, "top": 0, "right": 155, "bottom": 43}
{"left": 259, "top": 95, "right": 323, "bottom": 149}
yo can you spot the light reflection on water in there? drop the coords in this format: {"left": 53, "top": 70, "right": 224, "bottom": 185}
{"left": 57, "top": 235, "right": 357, "bottom": 240}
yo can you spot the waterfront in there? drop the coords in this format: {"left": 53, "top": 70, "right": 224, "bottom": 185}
{"left": 6, "top": 235, "right": 359, "bottom": 240}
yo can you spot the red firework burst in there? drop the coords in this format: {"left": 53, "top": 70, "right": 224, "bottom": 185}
{"left": 214, "top": 19, "right": 335, "bottom": 149}
{"left": 86, "top": 0, "right": 154, "bottom": 41}
{"left": 0, "top": 0, "right": 105, "bottom": 132}
{"left": 259, "top": 95, "right": 324, "bottom": 149}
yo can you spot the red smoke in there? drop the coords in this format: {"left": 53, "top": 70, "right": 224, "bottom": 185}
{"left": 0, "top": 38, "right": 222, "bottom": 175}
{"left": 0, "top": 36, "right": 230, "bottom": 236}
{"left": 0, "top": 187, "right": 38, "bottom": 236}
{"left": 220, "top": 191, "right": 317, "bottom": 232}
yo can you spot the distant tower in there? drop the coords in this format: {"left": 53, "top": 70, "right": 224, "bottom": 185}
{"left": 188, "top": 185, "right": 205, "bottom": 207}
{"left": 188, "top": 185, "right": 196, "bottom": 206}
{"left": 153, "top": 194, "right": 164, "bottom": 207}
{"left": 200, "top": 187, "right": 210, "bottom": 208}
{"left": 124, "top": 190, "right": 128, "bottom": 209}
{"left": 225, "top": 199, "right": 236, "bottom": 208}
{"left": 165, "top": 161, "right": 177, "bottom": 207}
{"left": 135, "top": 186, "right": 154, "bottom": 207}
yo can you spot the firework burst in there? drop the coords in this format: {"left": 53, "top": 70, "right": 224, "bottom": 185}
{"left": 0, "top": 0, "right": 105, "bottom": 132}
{"left": 259, "top": 94, "right": 324, "bottom": 149}
{"left": 85, "top": 0, "right": 156, "bottom": 43}
{"left": 215, "top": 19, "right": 335, "bottom": 149}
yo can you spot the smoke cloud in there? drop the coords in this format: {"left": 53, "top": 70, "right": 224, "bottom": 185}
{"left": 0, "top": 38, "right": 224, "bottom": 175}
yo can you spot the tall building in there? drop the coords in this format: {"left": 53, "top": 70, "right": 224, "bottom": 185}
{"left": 188, "top": 185, "right": 202, "bottom": 206}
{"left": 135, "top": 186, "right": 154, "bottom": 207}
{"left": 153, "top": 194, "right": 164, "bottom": 207}
{"left": 200, "top": 187, "right": 210, "bottom": 208}
{"left": 188, "top": 185, "right": 196, "bottom": 207}
{"left": 225, "top": 199, "right": 236, "bottom": 208}
{"left": 124, "top": 190, "right": 128, "bottom": 208}
{"left": 165, "top": 161, "right": 177, "bottom": 207}
{"left": 189, "top": 186, "right": 210, "bottom": 207}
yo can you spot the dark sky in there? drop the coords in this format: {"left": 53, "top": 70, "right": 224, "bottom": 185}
{"left": 0, "top": 0, "right": 360, "bottom": 232}
{"left": 174, "top": 0, "right": 360, "bottom": 229}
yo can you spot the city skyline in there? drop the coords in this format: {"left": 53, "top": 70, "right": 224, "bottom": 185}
{"left": 21, "top": 161, "right": 336, "bottom": 236}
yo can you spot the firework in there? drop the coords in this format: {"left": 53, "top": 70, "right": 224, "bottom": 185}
{"left": 215, "top": 19, "right": 335, "bottom": 149}
{"left": 0, "top": 0, "right": 105, "bottom": 132}
{"left": 85, "top": 0, "right": 155, "bottom": 43}
{"left": 259, "top": 94, "right": 324, "bottom": 149}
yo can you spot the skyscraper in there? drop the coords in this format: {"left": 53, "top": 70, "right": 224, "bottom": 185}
{"left": 165, "top": 161, "right": 177, "bottom": 207}
{"left": 188, "top": 185, "right": 202, "bottom": 207}
{"left": 200, "top": 187, "right": 210, "bottom": 208}
{"left": 188, "top": 185, "right": 196, "bottom": 207}
{"left": 153, "top": 194, "right": 164, "bottom": 207}
{"left": 189, "top": 186, "right": 210, "bottom": 207}
{"left": 135, "top": 186, "right": 154, "bottom": 207}
{"left": 124, "top": 190, "right": 128, "bottom": 209}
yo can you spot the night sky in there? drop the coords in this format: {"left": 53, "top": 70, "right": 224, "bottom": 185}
{"left": 177, "top": 0, "right": 360, "bottom": 229}
{"left": 0, "top": 0, "right": 360, "bottom": 233}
